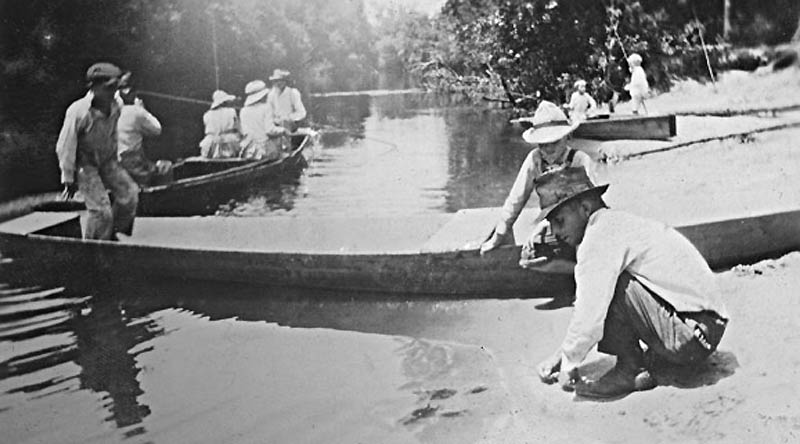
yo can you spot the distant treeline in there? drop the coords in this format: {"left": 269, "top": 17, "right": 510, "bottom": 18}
{"left": 1, "top": 0, "right": 798, "bottom": 101}
{"left": 379, "top": 0, "right": 800, "bottom": 104}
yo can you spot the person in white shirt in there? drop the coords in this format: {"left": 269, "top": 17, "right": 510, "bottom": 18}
{"left": 117, "top": 84, "right": 172, "bottom": 186}
{"left": 624, "top": 53, "right": 649, "bottom": 115}
{"left": 199, "top": 90, "right": 241, "bottom": 158}
{"left": 564, "top": 79, "right": 597, "bottom": 123}
{"left": 527, "top": 167, "right": 729, "bottom": 399}
{"left": 480, "top": 101, "right": 595, "bottom": 258}
{"left": 266, "top": 69, "right": 306, "bottom": 134}
{"left": 240, "top": 79, "right": 285, "bottom": 160}
{"left": 55, "top": 62, "right": 138, "bottom": 240}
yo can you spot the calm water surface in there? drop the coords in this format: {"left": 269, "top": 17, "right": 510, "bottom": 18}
{"left": 2, "top": 92, "right": 799, "bottom": 443}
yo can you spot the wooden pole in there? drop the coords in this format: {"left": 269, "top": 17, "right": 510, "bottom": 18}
{"left": 210, "top": 9, "right": 220, "bottom": 90}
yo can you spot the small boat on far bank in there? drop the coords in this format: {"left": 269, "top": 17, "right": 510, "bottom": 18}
{"left": 141, "top": 133, "right": 313, "bottom": 216}
{"left": 511, "top": 114, "right": 677, "bottom": 140}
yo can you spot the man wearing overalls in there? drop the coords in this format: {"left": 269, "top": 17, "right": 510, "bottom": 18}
{"left": 56, "top": 62, "right": 139, "bottom": 240}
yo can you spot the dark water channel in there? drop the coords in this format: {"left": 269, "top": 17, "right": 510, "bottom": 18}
{"left": 0, "top": 92, "right": 546, "bottom": 443}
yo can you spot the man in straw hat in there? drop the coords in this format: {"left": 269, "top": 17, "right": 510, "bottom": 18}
{"left": 56, "top": 61, "right": 139, "bottom": 240}
{"left": 266, "top": 69, "right": 306, "bottom": 134}
{"left": 528, "top": 167, "right": 728, "bottom": 399}
{"left": 480, "top": 101, "right": 595, "bottom": 256}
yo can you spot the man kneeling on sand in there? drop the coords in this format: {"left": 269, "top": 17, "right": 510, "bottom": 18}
{"left": 528, "top": 167, "right": 729, "bottom": 398}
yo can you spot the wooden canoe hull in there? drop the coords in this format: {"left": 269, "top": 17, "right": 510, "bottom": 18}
{"left": 137, "top": 135, "right": 311, "bottom": 216}
{"left": 511, "top": 114, "right": 677, "bottom": 141}
{"left": 573, "top": 114, "right": 676, "bottom": 140}
{"left": 1, "top": 207, "right": 799, "bottom": 296}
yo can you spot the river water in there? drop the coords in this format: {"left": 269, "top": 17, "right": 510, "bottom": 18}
{"left": 2, "top": 92, "right": 800, "bottom": 443}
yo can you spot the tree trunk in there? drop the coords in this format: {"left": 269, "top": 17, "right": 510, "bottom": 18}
{"left": 723, "top": 0, "right": 731, "bottom": 40}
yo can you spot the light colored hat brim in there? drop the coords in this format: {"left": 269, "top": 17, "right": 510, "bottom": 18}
{"left": 522, "top": 124, "right": 575, "bottom": 144}
{"left": 534, "top": 184, "right": 610, "bottom": 224}
{"left": 244, "top": 88, "right": 268, "bottom": 106}
{"left": 211, "top": 94, "right": 236, "bottom": 109}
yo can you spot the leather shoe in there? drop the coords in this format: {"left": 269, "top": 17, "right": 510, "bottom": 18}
{"left": 576, "top": 366, "right": 656, "bottom": 399}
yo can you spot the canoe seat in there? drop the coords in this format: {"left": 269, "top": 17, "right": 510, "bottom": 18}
{"left": 0, "top": 212, "right": 81, "bottom": 237}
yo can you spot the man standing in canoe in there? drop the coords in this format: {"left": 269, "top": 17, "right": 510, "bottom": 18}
{"left": 56, "top": 62, "right": 139, "bottom": 240}
{"left": 527, "top": 167, "right": 729, "bottom": 398}
{"left": 480, "top": 101, "right": 595, "bottom": 257}
{"left": 266, "top": 69, "right": 307, "bottom": 134}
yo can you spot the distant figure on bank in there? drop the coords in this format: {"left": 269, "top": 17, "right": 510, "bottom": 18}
{"left": 624, "top": 53, "right": 649, "bottom": 115}
{"left": 266, "top": 69, "right": 306, "bottom": 134}
{"left": 527, "top": 167, "right": 728, "bottom": 399}
{"left": 480, "top": 101, "right": 595, "bottom": 258}
{"left": 55, "top": 62, "right": 139, "bottom": 241}
{"left": 117, "top": 83, "right": 172, "bottom": 186}
{"left": 240, "top": 80, "right": 285, "bottom": 160}
{"left": 564, "top": 79, "right": 597, "bottom": 123}
{"left": 199, "top": 90, "right": 241, "bottom": 158}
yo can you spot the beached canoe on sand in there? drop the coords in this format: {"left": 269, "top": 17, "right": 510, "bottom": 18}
{"left": 1, "top": 206, "right": 798, "bottom": 296}
{"left": 511, "top": 114, "right": 677, "bottom": 140}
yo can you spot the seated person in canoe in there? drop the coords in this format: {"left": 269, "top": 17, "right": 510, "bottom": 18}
{"left": 563, "top": 79, "right": 597, "bottom": 123}
{"left": 117, "top": 77, "right": 173, "bottom": 186}
{"left": 266, "top": 69, "right": 307, "bottom": 136}
{"left": 528, "top": 167, "right": 729, "bottom": 399}
{"left": 240, "top": 79, "right": 287, "bottom": 160}
{"left": 480, "top": 101, "right": 595, "bottom": 260}
{"left": 199, "top": 90, "right": 242, "bottom": 158}
{"left": 55, "top": 62, "right": 138, "bottom": 240}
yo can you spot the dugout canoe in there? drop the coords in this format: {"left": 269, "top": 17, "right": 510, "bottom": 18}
{"left": 1, "top": 206, "right": 799, "bottom": 297}
{"left": 137, "top": 133, "right": 312, "bottom": 216}
{"left": 511, "top": 114, "right": 677, "bottom": 140}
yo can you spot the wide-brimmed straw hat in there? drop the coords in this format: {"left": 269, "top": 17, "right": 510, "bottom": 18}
{"left": 86, "top": 62, "right": 122, "bottom": 87}
{"left": 533, "top": 166, "right": 609, "bottom": 223}
{"left": 210, "top": 90, "right": 236, "bottom": 109}
{"left": 573, "top": 79, "right": 587, "bottom": 88}
{"left": 269, "top": 69, "right": 291, "bottom": 82}
{"left": 244, "top": 80, "right": 268, "bottom": 106}
{"left": 522, "top": 101, "right": 578, "bottom": 144}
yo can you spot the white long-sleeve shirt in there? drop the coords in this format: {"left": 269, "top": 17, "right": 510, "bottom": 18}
{"left": 55, "top": 91, "right": 121, "bottom": 184}
{"left": 560, "top": 208, "right": 729, "bottom": 372}
{"left": 626, "top": 66, "right": 649, "bottom": 96}
{"left": 566, "top": 91, "right": 597, "bottom": 122}
{"left": 266, "top": 86, "right": 306, "bottom": 123}
{"left": 117, "top": 103, "right": 162, "bottom": 157}
{"left": 240, "top": 102, "right": 278, "bottom": 141}
{"left": 497, "top": 148, "right": 595, "bottom": 234}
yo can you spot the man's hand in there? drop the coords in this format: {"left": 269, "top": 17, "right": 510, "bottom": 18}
{"left": 537, "top": 352, "right": 562, "bottom": 384}
{"left": 479, "top": 229, "right": 514, "bottom": 255}
{"left": 538, "top": 352, "right": 579, "bottom": 391}
{"left": 61, "top": 182, "right": 78, "bottom": 200}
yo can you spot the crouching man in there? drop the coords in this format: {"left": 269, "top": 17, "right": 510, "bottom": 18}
{"left": 529, "top": 167, "right": 729, "bottom": 399}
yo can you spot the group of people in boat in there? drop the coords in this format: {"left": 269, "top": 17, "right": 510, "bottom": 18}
{"left": 54, "top": 57, "right": 726, "bottom": 401}
{"left": 54, "top": 62, "right": 306, "bottom": 241}
{"left": 199, "top": 69, "right": 307, "bottom": 160}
